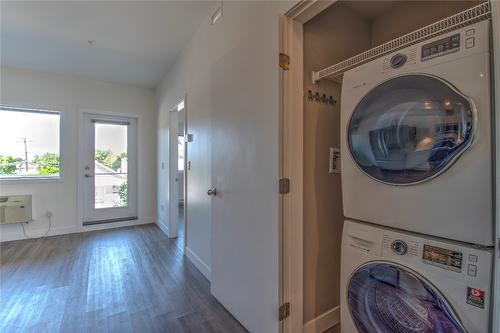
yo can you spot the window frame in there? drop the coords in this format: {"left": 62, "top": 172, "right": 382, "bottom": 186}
{"left": 0, "top": 105, "right": 64, "bottom": 184}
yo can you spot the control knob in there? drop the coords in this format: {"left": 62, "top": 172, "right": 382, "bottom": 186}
{"left": 390, "top": 53, "right": 407, "bottom": 68}
{"left": 391, "top": 240, "right": 408, "bottom": 255}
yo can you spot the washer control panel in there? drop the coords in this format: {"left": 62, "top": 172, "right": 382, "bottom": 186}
{"left": 422, "top": 244, "right": 462, "bottom": 273}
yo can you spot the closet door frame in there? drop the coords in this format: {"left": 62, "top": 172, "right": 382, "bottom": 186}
{"left": 280, "top": 1, "right": 500, "bottom": 332}
{"left": 279, "top": 2, "right": 336, "bottom": 333}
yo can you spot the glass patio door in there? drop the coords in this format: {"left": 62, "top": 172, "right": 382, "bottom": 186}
{"left": 81, "top": 113, "right": 138, "bottom": 225}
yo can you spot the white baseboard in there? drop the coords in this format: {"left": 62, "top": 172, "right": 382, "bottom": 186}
{"left": 186, "top": 246, "right": 211, "bottom": 281}
{"left": 0, "top": 217, "right": 156, "bottom": 242}
{"left": 303, "top": 306, "right": 340, "bottom": 333}
{"left": 156, "top": 220, "right": 169, "bottom": 236}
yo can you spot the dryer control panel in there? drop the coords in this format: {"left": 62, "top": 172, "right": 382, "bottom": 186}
{"left": 421, "top": 33, "right": 460, "bottom": 61}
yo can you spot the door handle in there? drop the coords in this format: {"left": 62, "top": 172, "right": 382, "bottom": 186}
{"left": 85, "top": 174, "right": 94, "bottom": 178}
{"left": 207, "top": 188, "right": 217, "bottom": 196}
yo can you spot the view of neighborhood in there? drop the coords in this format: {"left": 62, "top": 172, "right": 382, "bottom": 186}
{"left": 93, "top": 149, "right": 128, "bottom": 208}
{"left": 0, "top": 152, "right": 60, "bottom": 176}
{"left": 93, "top": 122, "right": 129, "bottom": 209}
{"left": 0, "top": 149, "right": 128, "bottom": 208}
{"left": 0, "top": 109, "right": 61, "bottom": 178}
{"left": 0, "top": 110, "right": 129, "bottom": 209}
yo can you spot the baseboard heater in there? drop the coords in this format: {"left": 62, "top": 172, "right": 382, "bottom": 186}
{"left": 83, "top": 216, "right": 138, "bottom": 226}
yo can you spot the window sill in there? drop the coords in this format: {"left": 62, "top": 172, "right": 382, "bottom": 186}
{"left": 0, "top": 176, "right": 63, "bottom": 185}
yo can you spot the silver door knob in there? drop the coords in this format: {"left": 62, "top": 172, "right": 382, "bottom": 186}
{"left": 207, "top": 188, "right": 217, "bottom": 196}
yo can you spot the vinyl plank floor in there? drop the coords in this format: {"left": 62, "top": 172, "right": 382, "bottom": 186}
{"left": 0, "top": 222, "right": 247, "bottom": 333}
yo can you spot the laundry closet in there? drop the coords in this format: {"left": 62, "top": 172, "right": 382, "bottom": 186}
{"left": 301, "top": 1, "right": 489, "bottom": 331}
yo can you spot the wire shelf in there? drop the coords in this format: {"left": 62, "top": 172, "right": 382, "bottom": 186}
{"left": 312, "top": 2, "right": 492, "bottom": 83}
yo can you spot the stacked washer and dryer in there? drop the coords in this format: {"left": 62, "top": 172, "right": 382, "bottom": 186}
{"left": 339, "top": 20, "right": 494, "bottom": 333}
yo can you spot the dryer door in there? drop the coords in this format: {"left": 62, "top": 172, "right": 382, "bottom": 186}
{"left": 347, "top": 262, "right": 466, "bottom": 333}
{"left": 347, "top": 74, "right": 476, "bottom": 185}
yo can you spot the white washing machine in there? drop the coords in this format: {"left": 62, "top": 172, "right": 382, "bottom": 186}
{"left": 340, "top": 220, "right": 493, "bottom": 333}
{"left": 340, "top": 20, "right": 493, "bottom": 246}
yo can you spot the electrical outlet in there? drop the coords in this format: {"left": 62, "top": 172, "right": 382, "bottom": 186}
{"left": 45, "top": 211, "right": 53, "bottom": 219}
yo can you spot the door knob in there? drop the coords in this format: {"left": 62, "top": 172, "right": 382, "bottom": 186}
{"left": 85, "top": 174, "right": 94, "bottom": 178}
{"left": 207, "top": 188, "right": 217, "bottom": 196}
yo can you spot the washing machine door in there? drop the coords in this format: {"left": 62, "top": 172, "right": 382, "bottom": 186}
{"left": 347, "top": 74, "right": 476, "bottom": 185}
{"left": 347, "top": 262, "right": 466, "bottom": 333}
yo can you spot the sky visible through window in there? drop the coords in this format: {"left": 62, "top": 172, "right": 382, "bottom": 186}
{"left": 0, "top": 109, "right": 60, "bottom": 177}
{"left": 95, "top": 123, "right": 127, "bottom": 154}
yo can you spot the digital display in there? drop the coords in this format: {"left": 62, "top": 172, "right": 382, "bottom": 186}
{"left": 422, "top": 244, "right": 462, "bottom": 272}
{"left": 421, "top": 34, "right": 460, "bottom": 61}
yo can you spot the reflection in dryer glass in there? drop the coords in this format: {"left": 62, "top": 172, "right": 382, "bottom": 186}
{"left": 348, "top": 263, "right": 466, "bottom": 333}
{"left": 348, "top": 75, "right": 474, "bottom": 185}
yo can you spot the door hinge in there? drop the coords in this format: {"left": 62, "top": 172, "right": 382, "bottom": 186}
{"left": 279, "top": 178, "right": 291, "bottom": 194}
{"left": 279, "top": 302, "right": 290, "bottom": 321}
{"left": 279, "top": 53, "right": 290, "bottom": 70}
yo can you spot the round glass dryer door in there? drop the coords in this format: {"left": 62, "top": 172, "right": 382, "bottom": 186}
{"left": 347, "top": 74, "right": 476, "bottom": 185}
{"left": 348, "top": 263, "right": 466, "bottom": 333}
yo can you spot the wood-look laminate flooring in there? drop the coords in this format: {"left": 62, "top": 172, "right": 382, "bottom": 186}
{"left": 0, "top": 219, "right": 247, "bottom": 333}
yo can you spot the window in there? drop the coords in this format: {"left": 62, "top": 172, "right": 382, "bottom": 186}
{"left": 0, "top": 106, "right": 61, "bottom": 179}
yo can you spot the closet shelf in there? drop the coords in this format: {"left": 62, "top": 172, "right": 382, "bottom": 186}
{"left": 312, "top": 1, "right": 492, "bottom": 83}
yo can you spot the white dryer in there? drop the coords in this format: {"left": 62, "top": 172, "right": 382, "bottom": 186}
{"left": 340, "top": 220, "right": 493, "bottom": 333}
{"left": 340, "top": 21, "right": 493, "bottom": 246}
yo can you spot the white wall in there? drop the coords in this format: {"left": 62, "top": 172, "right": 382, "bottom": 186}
{"left": 155, "top": 0, "right": 292, "bottom": 269}
{"left": 155, "top": 1, "right": 293, "bottom": 330}
{"left": 370, "top": 1, "right": 480, "bottom": 46}
{"left": 0, "top": 66, "right": 157, "bottom": 241}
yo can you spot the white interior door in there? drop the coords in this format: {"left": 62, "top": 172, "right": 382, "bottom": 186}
{"left": 168, "top": 109, "right": 179, "bottom": 238}
{"left": 210, "top": 42, "right": 279, "bottom": 332}
{"left": 492, "top": 1, "right": 500, "bottom": 332}
{"left": 81, "top": 113, "right": 138, "bottom": 225}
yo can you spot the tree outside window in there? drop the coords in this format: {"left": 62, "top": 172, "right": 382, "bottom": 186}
{"left": 0, "top": 106, "right": 61, "bottom": 179}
